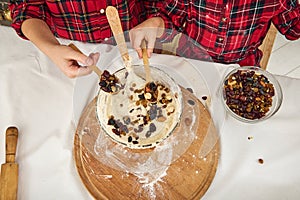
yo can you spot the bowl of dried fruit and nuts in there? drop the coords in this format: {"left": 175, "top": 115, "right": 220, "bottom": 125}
{"left": 220, "top": 66, "right": 283, "bottom": 123}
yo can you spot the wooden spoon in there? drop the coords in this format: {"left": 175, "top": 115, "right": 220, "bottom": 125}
{"left": 105, "top": 6, "right": 131, "bottom": 69}
{"left": 141, "top": 40, "right": 159, "bottom": 102}
{"left": 141, "top": 39, "right": 152, "bottom": 83}
{"left": 68, "top": 43, "right": 103, "bottom": 78}
{"left": 68, "top": 43, "right": 120, "bottom": 93}
{"left": 106, "top": 6, "right": 147, "bottom": 95}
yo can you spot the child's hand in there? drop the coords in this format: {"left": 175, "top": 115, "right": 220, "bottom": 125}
{"left": 47, "top": 44, "right": 100, "bottom": 78}
{"left": 129, "top": 17, "right": 164, "bottom": 58}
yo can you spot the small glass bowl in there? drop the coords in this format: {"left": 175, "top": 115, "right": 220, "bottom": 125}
{"left": 220, "top": 66, "right": 283, "bottom": 123}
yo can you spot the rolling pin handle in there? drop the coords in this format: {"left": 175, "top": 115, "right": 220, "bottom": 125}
{"left": 5, "top": 127, "right": 19, "bottom": 163}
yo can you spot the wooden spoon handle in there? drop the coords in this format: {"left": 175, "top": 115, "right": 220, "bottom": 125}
{"left": 68, "top": 43, "right": 103, "bottom": 79}
{"left": 141, "top": 40, "right": 151, "bottom": 82}
{"left": 87, "top": 65, "right": 103, "bottom": 79}
{"left": 68, "top": 43, "right": 82, "bottom": 54}
{"left": 5, "top": 127, "right": 18, "bottom": 163}
{"left": 106, "top": 6, "right": 130, "bottom": 63}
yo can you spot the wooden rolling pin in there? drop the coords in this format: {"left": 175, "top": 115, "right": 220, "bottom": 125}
{"left": 0, "top": 127, "right": 19, "bottom": 200}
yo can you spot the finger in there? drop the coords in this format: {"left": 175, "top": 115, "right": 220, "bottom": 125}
{"left": 85, "top": 53, "right": 94, "bottom": 66}
{"left": 147, "top": 48, "right": 153, "bottom": 58}
{"left": 136, "top": 49, "right": 142, "bottom": 59}
{"left": 93, "top": 52, "right": 100, "bottom": 63}
{"left": 129, "top": 29, "right": 140, "bottom": 47}
{"left": 64, "top": 61, "right": 92, "bottom": 78}
{"left": 129, "top": 29, "right": 135, "bottom": 43}
{"left": 70, "top": 50, "right": 89, "bottom": 65}
{"left": 146, "top": 37, "right": 156, "bottom": 52}
{"left": 87, "top": 52, "right": 100, "bottom": 65}
{"left": 77, "top": 66, "right": 93, "bottom": 77}
{"left": 144, "top": 40, "right": 155, "bottom": 58}
{"left": 85, "top": 52, "right": 100, "bottom": 66}
{"left": 130, "top": 31, "right": 145, "bottom": 51}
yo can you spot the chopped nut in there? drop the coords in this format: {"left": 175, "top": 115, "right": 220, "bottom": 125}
{"left": 166, "top": 95, "right": 172, "bottom": 101}
{"left": 167, "top": 105, "right": 175, "bottom": 114}
{"left": 144, "top": 93, "right": 152, "bottom": 100}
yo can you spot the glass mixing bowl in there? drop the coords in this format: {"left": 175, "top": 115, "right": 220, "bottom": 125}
{"left": 96, "top": 65, "right": 183, "bottom": 149}
{"left": 220, "top": 66, "right": 283, "bottom": 123}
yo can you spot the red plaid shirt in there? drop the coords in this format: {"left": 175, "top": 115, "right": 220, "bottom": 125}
{"left": 9, "top": 0, "right": 158, "bottom": 43}
{"left": 156, "top": 0, "right": 300, "bottom": 66}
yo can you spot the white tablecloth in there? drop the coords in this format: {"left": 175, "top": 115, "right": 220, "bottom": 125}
{"left": 1, "top": 25, "right": 300, "bottom": 200}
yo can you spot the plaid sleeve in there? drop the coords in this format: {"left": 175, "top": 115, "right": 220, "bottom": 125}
{"left": 141, "top": 0, "right": 162, "bottom": 17}
{"left": 141, "top": 0, "right": 173, "bottom": 29}
{"left": 142, "top": 0, "right": 186, "bottom": 42}
{"left": 272, "top": 0, "right": 300, "bottom": 40}
{"left": 9, "top": 0, "right": 49, "bottom": 40}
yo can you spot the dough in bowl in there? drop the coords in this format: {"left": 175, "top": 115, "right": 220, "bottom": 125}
{"left": 96, "top": 65, "right": 182, "bottom": 149}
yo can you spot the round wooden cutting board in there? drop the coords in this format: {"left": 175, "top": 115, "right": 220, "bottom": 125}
{"left": 73, "top": 88, "right": 220, "bottom": 199}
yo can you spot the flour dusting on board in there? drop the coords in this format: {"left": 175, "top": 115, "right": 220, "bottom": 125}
{"left": 90, "top": 91, "right": 198, "bottom": 198}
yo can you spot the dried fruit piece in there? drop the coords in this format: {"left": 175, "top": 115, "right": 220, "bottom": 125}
{"left": 144, "top": 82, "right": 158, "bottom": 102}
{"left": 99, "top": 70, "right": 120, "bottom": 93}
{"left": 224, "top": 70, "right": 275, "bottom": 120}
{"left": 258, "top": 158, "right": 264, "bottom": 164}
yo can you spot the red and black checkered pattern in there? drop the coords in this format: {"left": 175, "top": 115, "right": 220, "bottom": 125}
{"left": 156, "top": 0, "right": 300, "bottom": 66}
{"left": 9, "top": 0, "right": 158, "bottom": 43}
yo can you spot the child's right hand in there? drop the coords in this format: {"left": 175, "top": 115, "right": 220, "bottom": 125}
{"left": 20, "top": 18, "right": 99, "bottom": 78}
{"left": 46, "top": 44, "right": 100, "bottom": 78}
